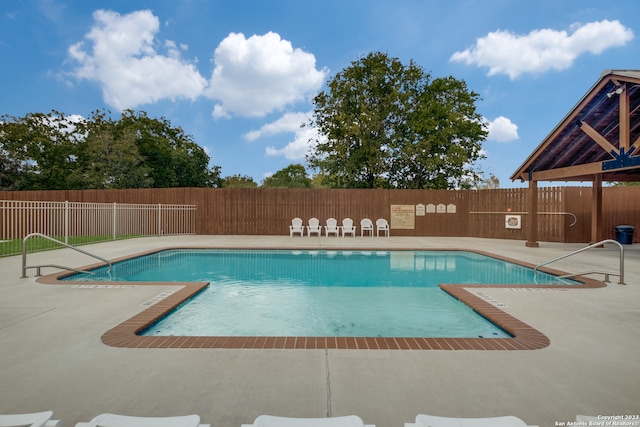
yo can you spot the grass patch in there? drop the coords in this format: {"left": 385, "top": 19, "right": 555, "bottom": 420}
{"left": 1, "top": 234, "right": 145, "bottom": 257}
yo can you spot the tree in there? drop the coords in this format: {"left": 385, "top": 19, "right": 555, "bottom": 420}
{"left": 307, "top": 52, "right": 487, "bottom": 189}
{"left": 0, "top": 111, "right": 82, "bottom": 190}
{"left": 117, "top": 110, "right": 220, "bottom": 188}
{"left": 70, "top": 112, "right": 152, "bottom": 189}
{"left": 310, "top": 172, "right": 331, "bottom": 188}
{"left": 0, "top": 109, "right": 222, "bottom": 190}
{"left": 474, "top": 173, "right": 500, "bottom": 189}
{"left": 222, "top": 174, "right": 258, "bottom": 188}
{"left": 261, "top": 164, "right": 312, "bottom": 188}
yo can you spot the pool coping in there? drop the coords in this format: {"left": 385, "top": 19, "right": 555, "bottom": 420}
{"left": 37, "top": 246, "right": 605, "bottom": 350}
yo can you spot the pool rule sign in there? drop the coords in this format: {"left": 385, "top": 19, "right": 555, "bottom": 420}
{"left": 390, "top": 205, "right": 415, "bottom": 229}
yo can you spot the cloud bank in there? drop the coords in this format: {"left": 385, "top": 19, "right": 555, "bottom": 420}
{"left": 67, "top": 10, "right": 327, "bottom": 119}
{"left": 450, "top": 20, "right": 633, "bottom": 79}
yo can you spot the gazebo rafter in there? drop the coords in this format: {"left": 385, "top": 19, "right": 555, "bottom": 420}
{"left": 511, "top": 70, "right": 640, "bottom": 246}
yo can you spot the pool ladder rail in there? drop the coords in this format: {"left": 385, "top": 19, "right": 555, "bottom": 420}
{"left": 21, "top": 232, "right": 112, "bottom": 278}
{"left": 534, "top": 239, "right": 625, "bottom": 285}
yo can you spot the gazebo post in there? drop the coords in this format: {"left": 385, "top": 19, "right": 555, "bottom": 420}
{"left": 591, "top": 174, "right": 603, "bottom": 245}
{"left": 526, "top": 180, "right": 539, "bottom": 247}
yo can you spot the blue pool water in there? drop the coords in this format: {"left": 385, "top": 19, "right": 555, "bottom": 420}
{"left": 64, "top": 249, "right": 577, "bottom": 338}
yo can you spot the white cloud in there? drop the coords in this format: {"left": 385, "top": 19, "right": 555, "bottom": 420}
{"left": 450, "top": 20, "right": 633, "bottom": 79}
{"left": 244, "top": 111, "right": 319, "bottom": 160}
{"left": 264, "top": 121, "right": 323, "bottom": 161}
{"left": 265, "top": 127, "right": 317, "bottom": 160}
{"left": 208, "top": 32, "right": 328, "bottom": 118}
{"left": 244, "top": 112, "right": 311, "bottom": 141}
{"left": 66, "top": 11, "right": 327, "bottom": 120}
{"left": 485, "top": 116, "right": 519, "bottom": 143}
{"left": 67, "top": 9, "right": 208, "bottom": 110}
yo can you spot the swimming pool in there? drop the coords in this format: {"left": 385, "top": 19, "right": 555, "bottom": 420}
{"left": 63, "top": 249, "right": 578, "bottom": 339}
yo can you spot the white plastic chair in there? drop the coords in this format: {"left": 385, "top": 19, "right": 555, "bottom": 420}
{"left": 242, "top": 415, "right": 374, "bottom": 427}
{"left": 405, "top": 414, "right": 537, "bottom": 427}
{"left": 307, "top": 218, "right": 322, "bottom": 237}
{"left": 341, "top": 218, "right": 356, "bottom": 237}
{"left": 289, "top": 217, "right": 304, "bottom": 237}
{"left": 75, "top": 413, "right": 210, "bottom": 427}
{"left": 324, "top": 218, "right": 340, "bottom": 237}
{"left": 375, "top": 218, "right": 389, "bottom": 237}
{"left": 0, "top": 411, "right": 61, "bottom": 427}
{"left": 360, "top": 218, "right": 374, "bottom": 237}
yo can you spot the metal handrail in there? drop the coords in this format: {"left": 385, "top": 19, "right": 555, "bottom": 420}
{"left": 534, "top": 239, "right": 625, "bottom": 285}
{"left": 469, "top": 211, "right": 578, "bottom": 226}
{"left": 21, "top": 232, "right": 112, "bottom": 278}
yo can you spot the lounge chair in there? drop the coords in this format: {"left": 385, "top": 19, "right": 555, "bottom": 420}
{"left": 75, "top": 413, "right": 209, "bottom": 427}
{"left": 360, "top": 218, "right": 374, "bottom": 237}
{"left": 289, "top": 217, "right": 304, "bottom": 237}
{"left": 375, "top": 218, "right": 389, "bottom": 237}
{"left": 576, "top": 415, "right": 639, "bottom": 426}
{"left": 405, "top": 414, "right": 537, "bottom": 427}
{"left": 341, "top": 218, "right": 356, "bottom": 237}
{"left": 0, "top": 411, "right": 61, "bottom": 427}
{"left": 307, "top": 218, "right": 322, "bottom": 237}
{"left": 242, "top": 415, "right": 374, "bottom": 427}
{"left": 325, "top": 218, "right": 340, "bottom": 237}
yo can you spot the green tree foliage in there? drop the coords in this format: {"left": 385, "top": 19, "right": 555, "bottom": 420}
{"left": 222, "top": 174, "right": 258, "bottom": 188}
{"left": 69, "top": 111, "right": 152, "bottom": 189}
{"left": 0, "top": 110, "right": 221, "bottom": 190}
{"left": 310, "top": 172, "right": 331, "bottom": 188}
{"left": 0, "top": 111, "right": 81, "bottom": 190}
{"left": 307, "top": 52, "right": 487, "bottom": 189}
{"left": 261, "top": 164, "right": 312, "bottom": 188}
{"left": 474, "top": 173, "right": 500, "bottom": 189}
{"left": 116, "top": 110, "right": 220, "bottom": 188}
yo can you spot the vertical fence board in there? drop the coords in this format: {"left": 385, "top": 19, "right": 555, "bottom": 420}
{"left": 2, "top": 186, "right": 639, "bottom": 243}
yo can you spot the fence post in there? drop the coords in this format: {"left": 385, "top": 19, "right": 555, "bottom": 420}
{"left": 113, "top": 202, "right": 117, "bottom": 240}
{"left": 158, "top": 203, "right": 162, "bottom": 236}
{"left": 64, "top": 201, "right": 69, "bottom": 245}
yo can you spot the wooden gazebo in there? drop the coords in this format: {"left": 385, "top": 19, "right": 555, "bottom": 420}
{"left": 511, "top": 70, "right": 640, "bottom": 246}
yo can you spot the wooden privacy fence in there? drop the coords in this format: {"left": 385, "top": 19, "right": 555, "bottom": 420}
{"left": 1, "top": 200, "right": 196, "bottom": 244}
{"left": 1, "top": 186, "right": 638, "bottom": 243}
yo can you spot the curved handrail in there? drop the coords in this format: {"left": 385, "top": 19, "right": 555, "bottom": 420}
{"left": 534, "top": 239, "right": 625, "bottom": 285}
{"left": 21, "top": 232, "right": 112, "bottom": 278}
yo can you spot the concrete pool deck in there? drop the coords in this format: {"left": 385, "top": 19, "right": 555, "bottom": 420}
{"left": 1, "top": 235, "right": 638, "bottom": 427}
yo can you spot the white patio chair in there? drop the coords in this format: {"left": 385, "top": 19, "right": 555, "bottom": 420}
{"left": 75, "top": 413, "right": 210, "bottom": 427}
{"left": 307, "top": 218, "right": 322, "bottom": 237}
{"left": 375, "top": 218, "right": 389, "bottom": 237}
{"left": 0, "top": 411, "right": 60, "bottom": 427}
{"left": 324, "top": 218, "right": 340, "bottom": 237}
{"left": 341, "top": 218, "right": 356, "bottom": 237}
{"left": 289, "top": 217, "right": 304, "bottom": 237}
{"left": 405, "top": 413, "right": 537, "bottom": 427}
{"left": 242, "top": 415, "right": 374, "bottom": 427}
{"left": 360, "top": 218, "right": 374, "bottom": 237}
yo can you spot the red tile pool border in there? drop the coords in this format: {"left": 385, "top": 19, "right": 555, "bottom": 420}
{"left": 39, "top": 247, "right": 605, "bottom": 350}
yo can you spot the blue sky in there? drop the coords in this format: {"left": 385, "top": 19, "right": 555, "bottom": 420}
{"left": 1, "top": 0, "right": 638, "bottom": 187}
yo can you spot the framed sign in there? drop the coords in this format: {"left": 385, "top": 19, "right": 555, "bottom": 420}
{"left": 390, "top": 205, "right": 415, "bottom": 229}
